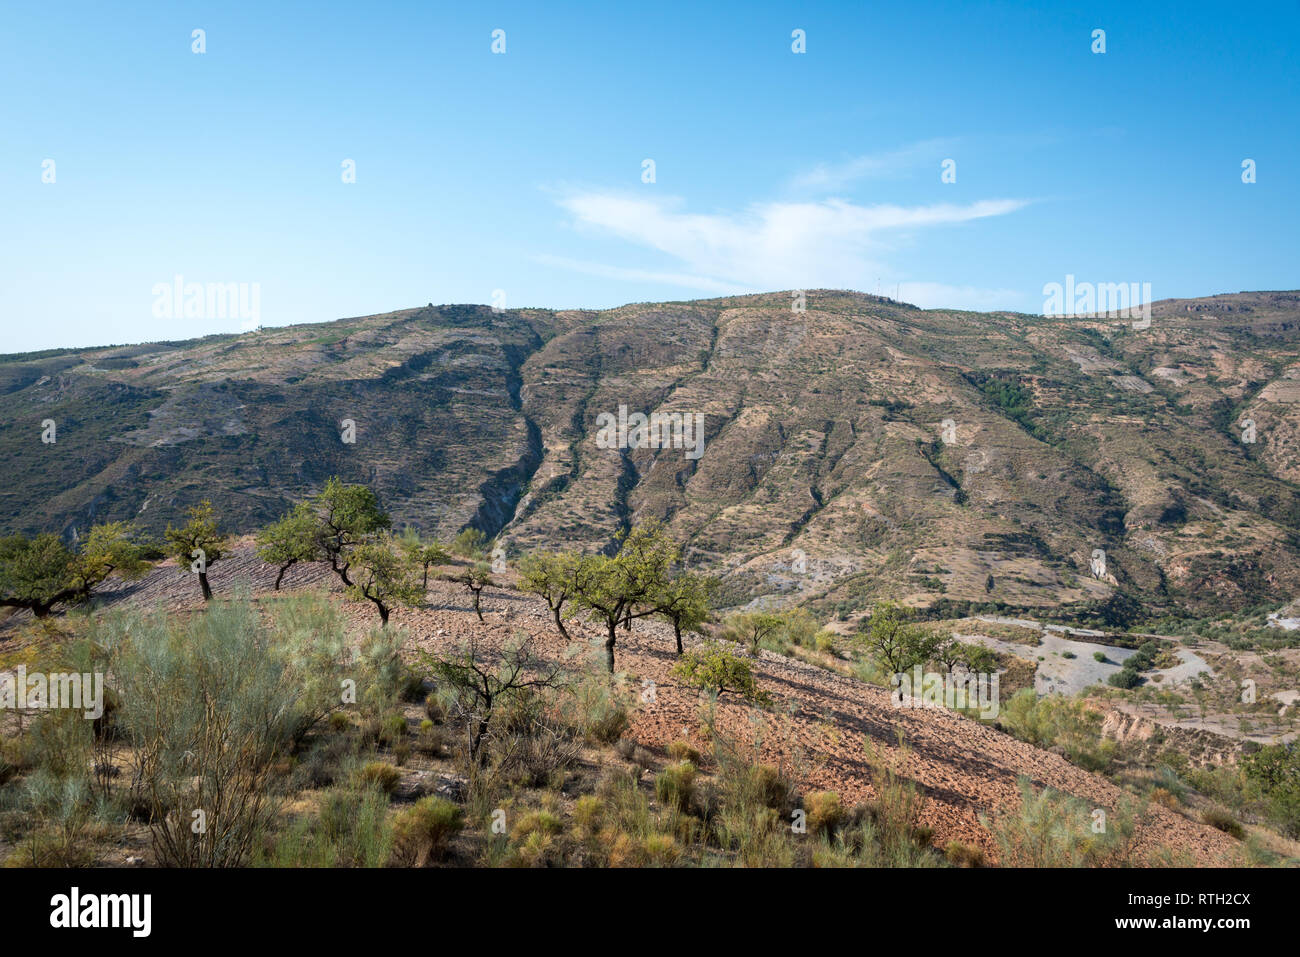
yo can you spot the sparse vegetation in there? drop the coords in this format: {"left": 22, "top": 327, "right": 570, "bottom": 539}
{"left": 672, "top": 642, "right": 772, "bottom": 705}
{"left": 163, "top": 501, "right": 226, "bottom": 601}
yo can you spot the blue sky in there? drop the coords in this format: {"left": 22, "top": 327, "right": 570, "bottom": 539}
{"left": 2, "top": 0, "right": 1296, "bottom": 353}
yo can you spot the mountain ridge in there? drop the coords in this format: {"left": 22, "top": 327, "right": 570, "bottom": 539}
{"left": 6, "top": 288, "right": 1300, "bottom": 625}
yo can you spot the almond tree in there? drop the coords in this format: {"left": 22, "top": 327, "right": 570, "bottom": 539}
{"left": 346, "top": 536, "right": 422, "bottom": 626}
{"left": 423, "top": 632, "right": 564, "bottom": 764}
{"left": 720, "top": 611, "right": 785, "bottom": 655}
{"left": 398, "top": 528, "right": 450, "bottom": 590}
{"left": 66, "top": 521, "right": 151, "bottom": 603}
{"left": 856, "top": 601, "right": 940, "bottom": 674}
{"left": 458, "top": 562, "right": 493, "bottom": 622}
{"left": 0, "top": 533, "right": 74, "bottom": 617}
{"left": 652, "top": 570, "right": 715, "bottom": 654}
{"left": 574, "top": 521, "right": 679, "bottom": 673}
{"left": 310, "top": 477, "right": 391, "bottom": 587}
{"left": 518, "top": 550, "right": 580, "bottom": 639}
{"left": 164, "top": 501, "right": 227, "bottom": 601}
{"left": 256, "top": 503, "right": 320, "bottom": 590}
{"left": 0, "top": 524, "right": 150, "bottom": 617}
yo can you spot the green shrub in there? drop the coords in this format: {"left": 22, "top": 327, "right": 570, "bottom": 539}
{"left": 943, "top": 840, "right": 986, "bottom": 867}
{"left": 654, "top": 761, "right": 697, "bottom": 812}
{"left": 424, "top": 694, "right": 445, "bottom": 724}
{"left": 259, "top": 784, "right": 393, "bottom": 867}
{"left": 357, "top": 762, "right": 401, "bottom": 794}
{"left": 998, "top": 690, "right": 1116, "bottom": 771}
{"left": 572, "top": 795, "right": 605, "bottom": 837}
{"left": 94, "top": 596, "right": 359, "bottom": 867}
{"left": 399, "top": 670, "right": 427, "bottom": 703}
{"left": 666, "top": 740, "right": 701, "bottom": 764}
{"left": 803, "top": 791, "right": 844, "bottom": 836}
{"left": 1149, "top": 786, "right": 1180, "bottom": 810}
{"left": 1200, "top": 807, "right": 1244, "bottom": 839}
{"left": 1108, "top": 667, "right": 1142, "bottom": 689}
{"left": 390, "top": 797, "right": 464, "bottom": 865}
{"left": 451, "top": 528, "right": 488, "bottom": 559}
{"left": 377, "top": 712, "right": 407, "bottom": 746}
{"left": 672, "top": 642, "right": 772, "bottom": 706}
{"left": 986, "top": 777, "right": 1139, "bottom": 867}
{"left": 1242, "top": 744, "right": 1300, "bottom": 839}
{"left": 567, "top": 673, "right": 633, "bottom": 744}
{"left": 510, "top": 809, "right": 563, "bottom": 844}
{"left": 638, "top": 832, "right": 681, "bottom": 866}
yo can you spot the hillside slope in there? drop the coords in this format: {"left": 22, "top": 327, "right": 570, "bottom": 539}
{"left": 65, "top": 545, "right": 1241, "bottom": 865}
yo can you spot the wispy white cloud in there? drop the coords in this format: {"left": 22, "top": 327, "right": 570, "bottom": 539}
{"left": 551, "top": 191, "right": 1030, "bottom": 295}
{"left": 790, "top": 138, "right": 958, "bottom": 191}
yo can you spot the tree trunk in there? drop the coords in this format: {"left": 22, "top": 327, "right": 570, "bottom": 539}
{"left": 274, "top": 561, "right": 293, "bottom": 590}
{"left": 674, "top": 620, "right": 684, "bottom": 655}
{"left": 472, "top": 719, "right": 490, "bottom": 762}
{"left": 471, "top": 697, "right": 492, "bottom": 763}
{"left": 377, "top": 601, "right": 390, "bottom": 626}
{"left": 605, "top": 622, "right": 617, "bottom": 674}
{"left": 472, "top": 590, "right": 484, "bottom": 622}
{"left": 552, "top": 604, "right": 570, "bottom": 639}
{"left": 198, "top": 571, "right": 212, "bottom": 601}
{"left": 331, "top": 554, "right": 353, "bottom": 587}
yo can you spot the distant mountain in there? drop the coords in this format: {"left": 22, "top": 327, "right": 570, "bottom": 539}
{"left": 6, "top": 289, "right": 1300, "bottom": 624}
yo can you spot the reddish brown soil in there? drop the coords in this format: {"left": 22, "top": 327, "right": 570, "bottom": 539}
{"left": 6, "top": 544, "right": 1243, "bottom": 866}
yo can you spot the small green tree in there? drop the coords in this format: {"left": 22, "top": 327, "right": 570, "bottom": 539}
{"left": 67, "top": 522, "right": 150, "bottom": 601}
{"left": 422, "top": 632, "right": 564, "bottom": 763}
{"left": 0, "top": 520, "right": 150, "bottom": 616}
{"left": 451, "top": 527, "right": 488, "bottom": 560}
{"left": 0, "top": 523, "right": 149, "bottom": 617}
{"left": 0, "top": 533, "right": 76, "bottom": 617}
{"left": 310, "top": 477, "right": 391, "bottom": 587}
{"left": 573, "top": 521, "right": 679, "bottom": 673}
{"left": 856, "top": 602, "right": 939, "bottom": 675}
{"left": 398, "top": 528, "right": 450, "bottom": 590}
{"left": 932, "top": 636, "right": 996, "bottom": 675}
{"left": 256, "top": 503, "right": 320, "bottom": 590}
{"left": 164, "top": 501, "right": 227, "bottom": 601}
{"left": 673, "top": 642, "right": 771, "bottom": 706}
{"left": 720, "top": 610, "right": 785, "bottom": 655}
{"left": 932, "top": 635, "right": 964, "bottom": 673}
{"left": 958, "top": 642, "right": 998, "bottom": 675}
{"left": 519, "top": 551, "right": 581, "bottom": 639}
{"left": 458, "top": 562, "right": 493, "bottom": 622}
{"left": 652, "top": 571, "right": 716, "bottom": 654}
{"left": 346, "top": 536, "right": 423, "bottom": 626}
